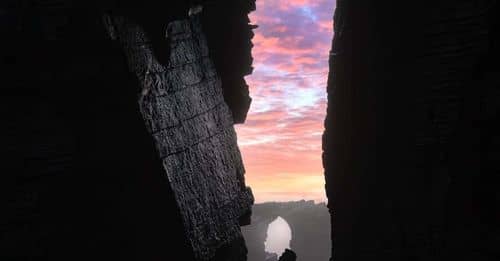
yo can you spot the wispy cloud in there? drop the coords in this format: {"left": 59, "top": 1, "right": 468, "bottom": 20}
{"left": 235, "top": 0, "right": 335, "bottom": 203}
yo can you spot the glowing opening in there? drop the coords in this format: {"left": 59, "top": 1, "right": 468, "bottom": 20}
{"left": 264, "top": 216, "right": 292, "bottom": 256}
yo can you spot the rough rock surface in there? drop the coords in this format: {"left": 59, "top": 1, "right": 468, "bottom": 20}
{"left": 1, "top": 2, "right": 197, "bottom": 260}
{"left": 1, "top": 1, "right": 255, "bottom": 260}
{"left": 106, "top": 14, "right": 254, "bottom": 260}
{"left": 201, "top": 0, "right": 256, "bottom": 123}
{"left": 324, "top": 0, "right": 499, "bottom": 260}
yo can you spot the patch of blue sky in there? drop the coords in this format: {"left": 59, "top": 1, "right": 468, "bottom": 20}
{"left": 300, "top": 6, "right": 317, "bottom": 21}
{"left": 283, "top": 84, "right": 323, "bottom": 111}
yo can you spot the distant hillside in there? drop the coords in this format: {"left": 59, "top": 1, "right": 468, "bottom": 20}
{"left": 242, "top": 200, "right": 330, "bottom": 261}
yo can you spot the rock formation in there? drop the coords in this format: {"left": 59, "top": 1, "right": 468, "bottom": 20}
{"left": 323, "top": 0, "right": 499, "bottom": 260}
{"left": 278, "top": 249, "right": 297, "bottom": 261}
{"left": 1, "top": 1, "right": 256, "bottom": 260}
{"left": 104, "top": 12, "right": 254, "bottom": 260}
{"left": 201, "top": 0, "right": 256, "bottom": 123}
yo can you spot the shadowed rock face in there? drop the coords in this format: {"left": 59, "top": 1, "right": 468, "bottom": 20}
{"left": 1, "top": 1, "right": 256, "bottom": 261}
{"left": 201, "top": 0, "right": 256, "bottom": 124}
{"left": 278, "top": 249, "right": 297, "bottom": 261}
{"left": 323, "top": 0, "right": 499, "bottom": 260}
{"left": 105, "top": 13, "right": 254, "bottom": 260}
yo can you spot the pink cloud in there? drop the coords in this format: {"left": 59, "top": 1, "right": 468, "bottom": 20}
{"left": 235, "top": 0, "right": 335, "bottom": 203}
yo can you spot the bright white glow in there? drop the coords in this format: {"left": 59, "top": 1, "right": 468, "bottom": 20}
{"left": 284, "top": 87, "right": 323, "bottom": 111}
{"left": 264, "top": 216, "right": 292, "bottom": 256}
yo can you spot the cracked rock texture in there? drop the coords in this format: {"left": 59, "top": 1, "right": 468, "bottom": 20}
{"left": 1, "top": 1, "right": 255, "bottom": 261}
{"left": 106, "top": 14, "right": 253, "bottom": 261}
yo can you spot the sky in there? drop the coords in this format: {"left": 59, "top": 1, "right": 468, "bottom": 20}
{"left": 235, "top": 0, "right": 335, "bottom": 203}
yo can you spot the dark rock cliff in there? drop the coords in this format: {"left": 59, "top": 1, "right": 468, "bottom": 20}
{"left": 323, "top": 0, "right": 499, "bottom": 260}
{"left": 1, "top": 1, "right": 256, "bottom": 260}
{"left": 105, "top": 13, "right": 254, "bottom": 260}
{"left": 201, "top": 0, "right": 256, "bottom": 123}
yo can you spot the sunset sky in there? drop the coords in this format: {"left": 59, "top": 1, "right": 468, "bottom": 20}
{"left": 235, "top": 0, "right": 335, "bottom": 203}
